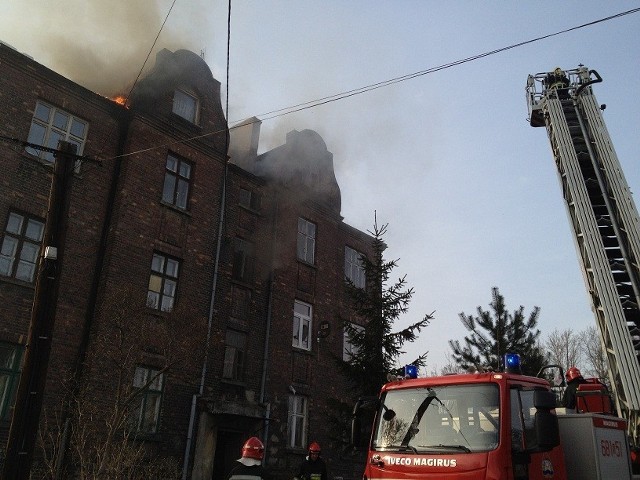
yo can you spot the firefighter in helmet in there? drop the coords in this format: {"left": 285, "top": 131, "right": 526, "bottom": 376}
{"left": 562, "top": 366, "right": 587, "bottom": 410}
{"left": 544, "top": 67, "right": 570, "bottom": 90}
{"left": 294, "top": 441, "right": 328, "bottom": 480}
{"left": 227, "top": 436, "right": 271, "bottom": 480}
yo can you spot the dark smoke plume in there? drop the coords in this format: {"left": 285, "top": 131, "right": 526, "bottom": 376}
{"left": 1, "top": 0, "right": 214, "bottom": 96}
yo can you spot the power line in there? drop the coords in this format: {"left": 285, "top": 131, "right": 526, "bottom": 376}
{"left": 0, "top": 135, "right": 97, "bottom": 162}
{"left": 101, "top": 7, "right": 639, "bottom": 160}
{"left": 250, "top": 7, "right": 640, "bottom": 121}
{"left": 124, "top": 0, "right": 178, "bottom": 107}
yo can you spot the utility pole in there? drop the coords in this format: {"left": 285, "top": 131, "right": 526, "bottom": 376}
{"left": 2, "top": 142, "right": 76, "bottom": 480}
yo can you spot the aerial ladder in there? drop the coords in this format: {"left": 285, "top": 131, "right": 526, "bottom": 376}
{"left": 526, "top": 66, "right": 640, "bottom": 448}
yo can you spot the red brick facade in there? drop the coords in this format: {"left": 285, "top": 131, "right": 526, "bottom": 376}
{"left": 0, "top": 44, "right": 373, "bottom": 479}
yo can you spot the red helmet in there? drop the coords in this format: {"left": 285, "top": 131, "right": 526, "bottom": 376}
{"left": 308, "top": 441, "right": 321, "bottom": 453}
{"left": 242, "top": 436, "right": 265, "bottom": 460}
{"left": 566, "top": 367, "right": 582, "bottom": 382}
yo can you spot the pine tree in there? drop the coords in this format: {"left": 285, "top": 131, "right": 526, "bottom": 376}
{"left": 328, "top": 218, "right": 433, "bottom": 458}
{"left": 449, "top": 287, "right": 548, "bottom": 375}
{"left": 340, "top": 218, "right": 433, "bottom": 396}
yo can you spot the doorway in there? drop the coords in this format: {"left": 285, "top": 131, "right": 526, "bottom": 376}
{"left": 212, "top": 430, "right": 245, "bottom": 479}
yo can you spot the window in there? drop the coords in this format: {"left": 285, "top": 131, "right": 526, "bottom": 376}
{"left": 223, "top": 330, "right": 247, "bottom": 381}
{"left": 510, "top": 388, "right": 540, "bottom": 452}
{"left": 239, "top": 188, "right": 260, "bottom": 211}
{"left": 231, "top": 285, "right": 251, "bottom": 319}
{"left": 232, "top": 238, "right": 255, "bottom": 282}
{"left": 297, "top": 218, "right": 316, "bottom": 264}
{"left": 146, "top": 253, "right": 180, "bottom": 312}
{"left": 131, "top": 366, "right": 164, "bottom": 434}
{"left": 373, "top": 384, "right": 499, "bottom": 452}
{"left": 343, "top": 323, "right": 364, "bottom": 361}
{"left": 0, "top": 343, "right": 23, "bottom": 419}
{"left": 287, "top": 394, "right": 308, "bottom": 448}
{"left": 345, "top": 246, "right": 365, "bottom": 289}
{"left": 172, "top": 89, "right": 199, "bottom": 124}
{"left": 25, "top": 101, "right": 88, "bottom": 162}
{"left": 0, "top": 212, "right": 45, "bottom": 283}
{"left": 292, "top": 300, "right": 312, "bottom": 350}
{"left": 162, "top": 154, "right": 192, "bottom": 210}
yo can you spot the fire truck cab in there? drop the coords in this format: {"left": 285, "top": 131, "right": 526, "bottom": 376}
{"left": 352, "top": 356, "right": 634, "bottom": 479}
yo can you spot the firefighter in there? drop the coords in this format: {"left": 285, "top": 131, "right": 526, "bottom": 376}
{"left": 227, "top": 436, "right": 271, "bottom": 480}
{"left": 544, "top": 67, "right": 570, "bottom": 90}
{"left": 294, "top": 441, "right": 328, "bottom": 480}
{"left": 562, "top": 366, "right": 587, "bottom": 410}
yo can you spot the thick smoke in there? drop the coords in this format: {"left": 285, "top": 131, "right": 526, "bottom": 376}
{"left": 1, "top": 0, "right": 214, "bottom": 96}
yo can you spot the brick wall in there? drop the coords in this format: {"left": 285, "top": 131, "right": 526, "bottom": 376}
{"left": 0, "top": 44, "right": 374, "bottom": 479}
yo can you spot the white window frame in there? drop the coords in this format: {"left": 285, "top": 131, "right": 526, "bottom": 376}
{"left": 345, "top": 246, "right": 366, "bottom": 289}
{"left": 0, "top": 211, "right": 45, "bottom": 283}
{"left": 132, "top": 366, "right": 164, "bottom": 434}
{"left": 297, "top": 218, "right": 316, "bottom": 264}
{"left": 146, "top": 253, "right": 180, "bottom": 312}
{"left": 343, "top": 323, "right": 365, "bottom": 361}
{"left": 292, "top": 300, "right": 312, "bottom": 351}
{"left": 0, "top": 342, "right": 23, "bottom": 419}
{"left": 239, "top": 187, "right": 260, "bottom": 211}
{"left": 172, "top": 89, "right": 199, "bottom": 124}
{"left": 287, "top": 394, "right": 308, "bottom": 448}
{"left": 25, "top": 100, "right": 88, "bottom": 163}
{"left": 223, "top": 329, "right": 247, "bottom": 381}
{"left": 233, "top": 237, "right": 255, "bottom": 282}
{"left": 162, "top": 153, "right": 192, "bottom": 210}
{"left": 231, "top": 285, "right": 251, "bottom": 319}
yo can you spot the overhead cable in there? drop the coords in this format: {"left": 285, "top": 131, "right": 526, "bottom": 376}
{"left": 112, "top": 7, "right": 640, "bottom": 160}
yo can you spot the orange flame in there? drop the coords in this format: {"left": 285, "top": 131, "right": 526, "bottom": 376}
{"left": 112, "top": 95, "right": 127, "bottom": 106}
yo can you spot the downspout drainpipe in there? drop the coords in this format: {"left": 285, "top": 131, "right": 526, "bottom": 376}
{"left": 181, "top": 153, "right": 228, "bottom": 480}
{"left": 184, "top": 4, "right": 232, "bottom": 476}
{"left": 259, "top": 197, "right": 279, "bottom": 459}
{"left": 259, "top": 276, "right": 272, "bottom": 404}
{"left": 259, "top": 271, "right": 273, "bottom": 453}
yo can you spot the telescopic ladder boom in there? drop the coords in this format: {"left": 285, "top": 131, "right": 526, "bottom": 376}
{"left": 526, "top": 66, "right": 640, "bottom": 445}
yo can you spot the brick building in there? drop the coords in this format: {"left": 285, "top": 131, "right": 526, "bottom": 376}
{"left": 0, "top": 43, "right": 373, "bottom": 479}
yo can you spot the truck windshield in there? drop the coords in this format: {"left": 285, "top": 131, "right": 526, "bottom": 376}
{"left": 372, "top": 384, "right": 499, "bottom": 453}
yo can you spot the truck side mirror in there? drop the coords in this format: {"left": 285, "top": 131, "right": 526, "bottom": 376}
{"left": 351, "top": 416, "right": 361, "bottom": 448}
{"left": 533, "top": 390, "right": 557, "bottom": 409}
{"left": 529, "top": 410, "right": 560, "bottom": 452}
{"left": 527, "top": 390, "right": 560, "bottom": 453}
{"left": 350, "top": 396, "right": 377, "bottom": 450}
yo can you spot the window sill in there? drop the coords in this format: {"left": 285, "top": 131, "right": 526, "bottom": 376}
{"left": 169, "top": 112, "right": 202, "bottom": 132}
{"left": 0, "top": 275, "right": 36, "bottom": 290}
{"left": 159, "top": 200, "right": 192, "bottom": 216}
{"left": 20, "top": 150, "right": 55, "bottom": 167}
{"left": 231, "top": 277, "right": 255, "bottom": 289}
{"left": 21, "top": 151, "right": 84, "bottom": 174}
{"left": 292, "top": 346, "right": 313, "bottom": 356}
{"left": 145, "top": 307, "right": 171, "bottom": 318}
{"left": 238, "top": 203, "right": 262, "bottom": 216}
{"left": 296, "top": 259, "right": 316, "bottom": 269}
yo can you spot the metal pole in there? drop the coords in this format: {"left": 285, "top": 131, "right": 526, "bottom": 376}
{"left": 2, "top": 142, "right": 76, "bottom": 479}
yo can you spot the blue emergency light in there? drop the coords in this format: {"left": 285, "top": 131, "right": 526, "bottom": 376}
{"left": 404, "top": 364, "right": 418, "bottom": 379}
{"left": 504, "top": 353, "right": 522, "bottom": 374}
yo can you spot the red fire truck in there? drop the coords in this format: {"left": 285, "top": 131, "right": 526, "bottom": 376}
{"left": 351, "top": 354, "right": 636, "bottom": 479}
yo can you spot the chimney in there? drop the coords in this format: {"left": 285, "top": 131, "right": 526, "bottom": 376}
{"left": 229, "top": 117, "right": 261, "bottom": 171}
